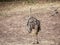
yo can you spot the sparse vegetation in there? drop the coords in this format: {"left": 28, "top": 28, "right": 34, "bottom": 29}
{"left": 0, "top": 0, "right": 60, "bottom": 3}
{"left": 0, "top": 0, "right": 60, "bottom": 45}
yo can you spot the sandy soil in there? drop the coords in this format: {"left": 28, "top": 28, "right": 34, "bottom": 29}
{"left": 0, "top": 2, "right": 60, "bottom": 45}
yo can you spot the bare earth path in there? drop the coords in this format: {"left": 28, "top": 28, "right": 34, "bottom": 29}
{"left": 0, "top": 3, "right": 60, "bottom": 45}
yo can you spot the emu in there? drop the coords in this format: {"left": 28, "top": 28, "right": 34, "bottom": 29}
{"left": 27, "top": 16, "right": 41, "bottom": 44}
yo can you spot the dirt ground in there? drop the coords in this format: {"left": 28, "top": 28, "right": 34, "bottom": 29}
{"left": 0, "top": 2, "right": 60, "bottom": 45}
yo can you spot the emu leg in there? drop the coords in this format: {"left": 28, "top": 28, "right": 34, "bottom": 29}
{"left": 33, "top": 25, "right": 39, "bottom": 44}
{"left": 32, "top": 34, "right": 39, "bottom": 44}
{"left": 32, "top": 29, "right": 39, "bottom": 44}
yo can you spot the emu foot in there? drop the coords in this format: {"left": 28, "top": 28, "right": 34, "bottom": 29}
{"left": 32, "top": 41, "right": 39, "bottom": 44}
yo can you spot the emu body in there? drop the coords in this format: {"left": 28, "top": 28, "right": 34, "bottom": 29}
{"left": 27, "top": 17, "right": 41, "bottom": 44}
